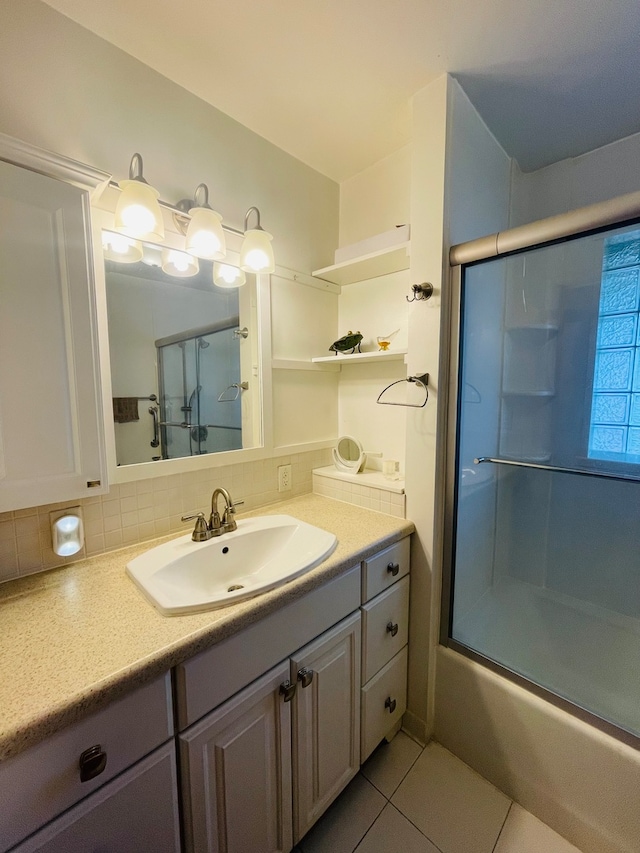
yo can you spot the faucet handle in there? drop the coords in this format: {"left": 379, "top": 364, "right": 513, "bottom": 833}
{"left": 222, "top": 498, "right": 244, "bottom": 532}
{"left": 181, "top": 512, "right": 211, "bottom": 542}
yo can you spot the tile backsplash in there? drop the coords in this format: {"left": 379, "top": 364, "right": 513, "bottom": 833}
{"left": 312, "top": 467, "right": 406, "bottom": 518}
{"left": 0, "top": 449, "right": 332, "bottom": 584}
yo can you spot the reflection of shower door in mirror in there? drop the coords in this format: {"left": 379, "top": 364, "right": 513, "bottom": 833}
{"left": 156, "top": 319, "right": 243, "bottom": 459}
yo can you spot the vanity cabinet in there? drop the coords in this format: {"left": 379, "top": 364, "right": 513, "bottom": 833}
{"left": 1, "top": 534, "right": 411, "bottom": 853}
{"left": 0, "top": 156, "right": 107, "bottom": 512}
{"left": 11, "top": 743, "right": 180, "bottom": 853}
{"left": 359, "top": 537, "right": 410, "bottom": 761}
{"left": 177, "top": 569, "right": 362, "bottom": 852}
{"left": 177, "top": 536, "right": 410, "bottom": 852}
{"left": 0, "top": 673, "right": 177, "bottom": 852}
{"left": 180, "top": 613, "right": 360, "bottom": 852}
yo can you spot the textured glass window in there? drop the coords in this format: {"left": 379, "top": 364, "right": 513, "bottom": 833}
{"left": 589, "top": 230, "right": 640, "bottom": 462}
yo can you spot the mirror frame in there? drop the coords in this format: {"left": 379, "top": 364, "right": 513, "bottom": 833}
{"left": 332, "top": 435, "right": 365, "bottom": 473}
{"left": 91, "top": 185, "right": 274, "bottom": 484}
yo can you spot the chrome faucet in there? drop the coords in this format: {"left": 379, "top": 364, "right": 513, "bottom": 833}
{"left": 181, "top": 488, "right": 244, "bottom": 541}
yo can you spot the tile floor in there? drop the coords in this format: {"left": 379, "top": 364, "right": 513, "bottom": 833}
{"left": 294, "top": 733, "right": 583, "bottom": 853}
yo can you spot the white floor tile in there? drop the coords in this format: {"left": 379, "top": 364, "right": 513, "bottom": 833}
{"left": 391, "top": 742, "right": 511, "bottom": 853}
{"left": 298, "top": 774, "right": 386, "bottom": 853}
{"left": 494, "top": 804, "right": 584, "bottom": 853}
{"left": 361, "top": 731, "right": 423, "bottom": 798}
{"left": 355, "top": 804, "right": 440, "bottom": 853}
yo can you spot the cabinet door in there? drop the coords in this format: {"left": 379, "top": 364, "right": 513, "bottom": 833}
{"left": 0, "top": 159, "right": 105, "bottom": 512}
{"left": 180, "top": 661, "right": 293, "bottom": 853}
{"left": 291, "top": 611, "right": 361, "bottom": 842}
{"left": 12, "top": 743, "right": 180, "bottom": 853}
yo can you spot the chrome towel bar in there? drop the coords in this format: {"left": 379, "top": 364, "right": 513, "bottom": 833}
{"left": 475, "top": 456, "right": 640, "bottom": 484}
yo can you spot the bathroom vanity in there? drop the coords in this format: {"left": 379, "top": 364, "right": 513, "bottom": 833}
{"left": 0, "top": 496, "right": 412, "bottom": 852}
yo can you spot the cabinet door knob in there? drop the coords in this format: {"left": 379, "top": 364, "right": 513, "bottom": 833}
{"left": 79, "top": 744, "right": 107, "bottom": 782}
{"left": 279, "top": 680, "right": 297, "bottom": 702}
{"left": 386, "top": 621, "right": 399, "bottom": 637}
{"left": 387, "top": 562, "right": 400, "bottom": 577}
{"left": 297, "top": 668, "right": 314, "bottom": 688}
{"left": 385, "top": 696, "right": 397, "bottom": 714}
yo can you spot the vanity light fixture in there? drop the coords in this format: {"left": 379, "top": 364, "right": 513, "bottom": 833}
{"left": 114, "top": 153, "right": 165, "bottom": 241}
{"left": 213, "top": 262, "right": 246, "bottom": 288}
{"left": 111, "top": 156, "right": 276, "bottom": 271}
{"left": 161, "top": 248, "right": 199, "bottom": 277}
{"left": 102, "top": 231, "right": 143, "bottom": 263}
{"left": 176, "top": 183, "right": 226, "bottom": 260}
{"left": 240, "top": 207, "right": 275, "bottom": 273}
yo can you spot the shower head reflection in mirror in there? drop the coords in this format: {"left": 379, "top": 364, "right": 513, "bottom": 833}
{"left": 91, "top": 200, "right": 269, "bottom": 484}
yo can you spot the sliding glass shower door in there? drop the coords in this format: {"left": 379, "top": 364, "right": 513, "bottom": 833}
{"left": 446, "top": 221, "right": 640, "bottom": 741}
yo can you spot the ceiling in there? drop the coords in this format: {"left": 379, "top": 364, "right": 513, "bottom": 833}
{"left": 42, "top": 0, "right": 640, "bottom": 183}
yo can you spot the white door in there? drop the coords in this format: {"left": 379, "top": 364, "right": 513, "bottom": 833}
{"left": 180, "top": 661, "right": 293, "bottom": 853}
{"left": 291, "top": 611, "right": 361, "bottom": 842}
{"left": 0, "top": 159, "right": 106, "bottom": 511}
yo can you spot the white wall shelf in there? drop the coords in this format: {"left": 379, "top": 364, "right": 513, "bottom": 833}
{"left": 311, "top": 350, "right": 407, "bottom": 366}
{"left": 272, "top": 359, "right": 340, "bottom": 372}
{"left": 312, "top": 243, "right": 410, "bottom": 286}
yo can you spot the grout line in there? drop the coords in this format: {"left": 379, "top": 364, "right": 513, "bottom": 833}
{"left": 491, "top": 800, "right": 514, "bottom": 852}
{"left": 388, "top": 804, "right": 447, "bottom": 853}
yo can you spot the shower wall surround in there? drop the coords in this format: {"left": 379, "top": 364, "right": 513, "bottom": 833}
{"left": 0, "top": 449, "right": 331, "bottom": 583}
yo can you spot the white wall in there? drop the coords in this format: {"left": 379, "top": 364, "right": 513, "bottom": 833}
{"left": 510, "top": 130, "right": 640, "bottom": 226}
{"left": 333, "top": 142, "right": 412, "bottom": 471}
{"left": 403, "top": 77, "right": 512, "bottom": 740}
{"left": 270, "top": 273, "right": 339, "bottom": 449}
{"left": 0, "top": 0, "right": 338, "bottom": 275}
{"left": 339, "top": 146, "right": 411, "bottom": 247}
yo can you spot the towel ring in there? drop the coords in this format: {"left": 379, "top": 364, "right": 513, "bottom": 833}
{"left": 217, "top": 381, "right": 249, "bottom": 402}
{"left": 376, "top": 373, "right": 429, "bottom": 408}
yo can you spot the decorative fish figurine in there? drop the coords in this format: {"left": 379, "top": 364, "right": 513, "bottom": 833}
{"left": 329, "top": 331, "right": 363, "bottom": 355}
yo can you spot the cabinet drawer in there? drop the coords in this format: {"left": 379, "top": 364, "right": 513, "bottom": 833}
{"left": 0, "top": 672, "right": 173, "bottom": 851}
{"left": 175, "top": 565, "right": 361, "bottom": 729}
{"left": 361, "top": 576, "right": 409, "bottom": 684}
{"left": 361, "top": 538, "right": 410, "bottom": 602}
{"left": 12, "top": 742, "right": 180, "bottom": 853}
{"left": 360, "top": 647, "right": 408, "bottom": 762}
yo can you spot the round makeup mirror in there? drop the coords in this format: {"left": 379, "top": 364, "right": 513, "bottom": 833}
{"left": 332, "top": 435, "right": 365, "bottom": 473}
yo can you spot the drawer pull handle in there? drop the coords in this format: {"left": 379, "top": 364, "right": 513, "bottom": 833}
{"left": 385, "top": 696, "right": 397, "bottom": 714}
{"left": 387, "top": 562, "right": 400, "bottom": 577}
{"left": 79, "top": 745, "right": 107, "bottom": 782}
{"left": 386, "top": 621, "right": 399, "bottom": 637}
{"left": 297, "top": 668, "right": 314, "bottom": 688}
{"left": 279, "top": 680, "right": 297, "bottom": 702}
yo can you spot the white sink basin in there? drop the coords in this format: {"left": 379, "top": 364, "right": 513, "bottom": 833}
{"left": 126, "top": 514, "right": 338, "bottom": 615}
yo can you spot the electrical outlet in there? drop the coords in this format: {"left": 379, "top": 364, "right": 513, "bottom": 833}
{"left": 278, "top": 464, "right": 292, "bottom": 492}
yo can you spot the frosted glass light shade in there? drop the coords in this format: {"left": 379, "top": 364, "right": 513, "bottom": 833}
{"left": 161, "top": 248, "right": 199, "bottom": 277}
{"left": 52, "top": 514, "right": 84, "bottom": 557}
{"left": 213, "top": 262, "right": 246, "bottom": 288}
{"left": 115, "top": 179, "right": 164, "bottom": 241}
{"left": 102, "top": 231, "right": 143, "bottom": 263}
{"left": 240, "top": 228, "right": 275, "bottom": 273}
{"left": 186, "top": 208, "right": 226, "bottom": 259}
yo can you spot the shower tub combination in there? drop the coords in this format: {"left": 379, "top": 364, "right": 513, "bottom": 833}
{"left": 438, "top": 193, "right": 640, "bottom": 853}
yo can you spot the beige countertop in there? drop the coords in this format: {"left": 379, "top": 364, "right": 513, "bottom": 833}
{"left": 0, "top": 494, "right": 413, "bottom": 763}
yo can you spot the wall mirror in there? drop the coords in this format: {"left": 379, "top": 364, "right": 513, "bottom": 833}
{"left": 103, "top": 233, "right": 261, "bottom": 467}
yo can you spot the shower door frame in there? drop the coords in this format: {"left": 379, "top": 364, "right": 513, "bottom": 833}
{"left": 440, "top": 190, "right": 640, "bottom": 750}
